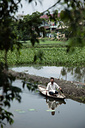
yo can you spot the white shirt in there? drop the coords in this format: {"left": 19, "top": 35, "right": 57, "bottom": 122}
{"left": 46, "top": 82, "right": 60, "bottom": 93}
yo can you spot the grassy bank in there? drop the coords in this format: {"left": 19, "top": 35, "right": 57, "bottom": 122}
{"left": 0, "top": 40, "right": 85, "bottom": 66}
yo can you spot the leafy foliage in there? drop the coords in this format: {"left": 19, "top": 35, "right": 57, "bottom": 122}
{"left": 59, "top": 0, "right": 85, "bottom": 50}
{"left": 0, "top": 108, "right": 14, "bottom": 128}
{"left": 0, "top": 63, "right": 22, "bottom": 126}
{"left": 0, "top": 0, "right": 22, "bottom": 68}
{"left": 0, "top": 0, "right": 22, "bottom": 127}
{"left": 17, "top": 12, "right": 43, "bottom": 46}
{"left": 0, "top": 1, "right": 43, "bottom": 127}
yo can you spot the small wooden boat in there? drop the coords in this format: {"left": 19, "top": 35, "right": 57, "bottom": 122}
{"left": 38, "top": 85, "right": 66, "bottom": 99}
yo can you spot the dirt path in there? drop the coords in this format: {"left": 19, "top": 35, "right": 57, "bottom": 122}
{"left": 8, "top": 70, "right": 85, "bottom": 103}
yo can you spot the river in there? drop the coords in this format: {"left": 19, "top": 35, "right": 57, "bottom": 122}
{"left": 3, "top": 64, "right": 85, "bottom": 128}
{"left": 4, "top": 79, "right": 85, "bottom": 128}
{"left": 11, "top": 65, "right": 85, "bottom": 83}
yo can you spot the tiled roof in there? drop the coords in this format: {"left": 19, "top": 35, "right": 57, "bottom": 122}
{"left": 40, "top": 15, "right": 49, "bottom": 19}
{"left": 40, "top": 13, "right": 60, "bottom": 19}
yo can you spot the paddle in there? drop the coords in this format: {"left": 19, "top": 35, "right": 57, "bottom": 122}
{"left": 60, "top": 90, "right": 63, "bottom": 93}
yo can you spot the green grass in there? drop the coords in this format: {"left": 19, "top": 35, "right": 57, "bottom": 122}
{"left": 0, "top": 40, "right": 85, "bottom": 66}
{"left": 39, "top": 40, "right": 63, "bottom": 44}
{"left": 21, "top": 39, "right": 68, "bottom": 49}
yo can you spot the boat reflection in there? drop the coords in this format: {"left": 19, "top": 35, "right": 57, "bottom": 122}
{"left": 46, "top": 98, "right": 66, "bottom": 116}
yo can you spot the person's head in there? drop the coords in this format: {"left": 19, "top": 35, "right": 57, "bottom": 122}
{"left": 50, "top": 77, "right": 54, "bottom": 84}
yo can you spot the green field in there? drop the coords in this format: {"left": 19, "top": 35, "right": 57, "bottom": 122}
{"left": 22, "top": 39, "right": 68, "bottom": 48}
{"left": 0, "top": 40, "right": 85, "bottom": 67}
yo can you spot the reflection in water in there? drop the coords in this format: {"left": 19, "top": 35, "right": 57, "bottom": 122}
{"left": 46, "top": 98, "right": 66, "bottom": 116}
{"left": 12, "top": 66, "right": 85, "bottom": 83}
{"left": 60, "top": 67, "right": 85, "bottom": 83}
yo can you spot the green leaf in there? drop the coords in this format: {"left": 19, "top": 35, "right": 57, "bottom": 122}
{"left": 28, "top": 109, "right": 36, "bottom": 111}
{"left": 19, "top": 111, "right": 25, "bottom": 114}
{"left": 15, "top": 109, "right": 22, "bottom": 112}
{"left": 15, "top": 109, "right": 25, "bottom": 113}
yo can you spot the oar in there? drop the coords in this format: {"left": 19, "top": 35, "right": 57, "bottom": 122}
{"left": 60, "top": 90, "right": 63, "bottom": 93}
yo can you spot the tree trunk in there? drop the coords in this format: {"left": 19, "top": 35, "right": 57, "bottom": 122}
{"left": 4, "top": 50, "right": 8, "bottom": 70}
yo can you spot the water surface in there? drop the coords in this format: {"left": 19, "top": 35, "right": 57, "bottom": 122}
{"left": 11, "top": 66, "right": 85, "bottom": 83}
{"left": 4, "top": 80, "right": 85, "bottom": 128}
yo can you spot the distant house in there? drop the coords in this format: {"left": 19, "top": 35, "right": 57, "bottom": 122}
{"left": 16, "top": 13, "right": 66, "bottom": 40}
{"left": 40, "top": 14, "right": 58, "bottom": 31}
{"left": 40, "top": 14, "right": 66, "bottom": 40}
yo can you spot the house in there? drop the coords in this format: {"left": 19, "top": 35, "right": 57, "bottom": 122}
{"left": 40, "top": 14, "right": 66, "bottom": 40}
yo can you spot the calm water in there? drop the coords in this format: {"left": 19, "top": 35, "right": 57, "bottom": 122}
{"left": 11, "top": 66, "right": 85, "bottom": 83}
{"left": 4, "top": 80, "right": 85, "bottom": 128}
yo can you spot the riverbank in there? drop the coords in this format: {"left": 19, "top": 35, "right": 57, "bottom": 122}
{"left": 8, "top": 70, "right": 85, "bottom": 103}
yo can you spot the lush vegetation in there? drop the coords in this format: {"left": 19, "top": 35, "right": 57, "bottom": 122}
{"left": 0, "top": 40, "right": 85, "bottom": 67}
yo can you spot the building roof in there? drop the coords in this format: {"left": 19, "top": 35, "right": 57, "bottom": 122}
{"left": 40, "top": 13, "right": 60, "bottom": 19}
{"left": 40, "top": 15, "right": 49, "bottom": 19}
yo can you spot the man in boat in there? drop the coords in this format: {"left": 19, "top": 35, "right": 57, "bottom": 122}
{"left": 46, "top": 77, "right": 63, "bottom": 96}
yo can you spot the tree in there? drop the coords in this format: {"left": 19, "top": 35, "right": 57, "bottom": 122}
{"left": 19, "top": 11, "right": 43, "bottom": 45}
{"left": 56, "top": 1, "right": 85, "bottom": 50}
{"left": 0, "top": 0, "right": 22, "bottom": 69}
{"left": 0, "top": 1, "right": 43, "bottom": 127}
{"left": 0, "top": 0, "right": 22, "bottom": 127}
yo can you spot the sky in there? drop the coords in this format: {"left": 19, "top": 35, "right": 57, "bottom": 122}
{"left": 17, "top": 0, "right": 63, "bottom": 15}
